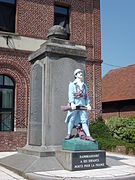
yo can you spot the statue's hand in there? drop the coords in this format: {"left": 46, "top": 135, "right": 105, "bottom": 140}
{"left": 86, "top": 104, "right": 91, "bottom": 111}
{"left": 71, "top": 103, "right": 76, "bottom": 110}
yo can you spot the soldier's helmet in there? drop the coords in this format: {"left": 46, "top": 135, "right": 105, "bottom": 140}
{"left": 74, "top": 69, "right": 82, "bottom": 78}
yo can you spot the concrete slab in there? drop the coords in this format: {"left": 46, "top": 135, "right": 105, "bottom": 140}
{"left": 0, "top": 152, "right": 64, "bottom": 177}
{"left": 0, "top": 151, "right": 135, "bottom": 180}
{"left": 0, "top": 165, "right": 26, "bottom": 180}
{"left": 25, "top": 164, "right": 135, "bottom": 180}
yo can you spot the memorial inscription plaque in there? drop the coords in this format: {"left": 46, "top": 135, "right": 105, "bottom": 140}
{"left": 29, "top": 63, "right": 42, "bottom": 146}
{"left": 72, "top": 151, "right": 106, "bottom": 171}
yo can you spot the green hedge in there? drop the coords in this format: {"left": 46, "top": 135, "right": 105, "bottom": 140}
{"left": 89, "top": 117, "right": 112, "bottom": 138}
{"left": 89, "top": 117, "right": 135, "bottom": 154}
{"left": 105, "top": 117, "right": 135, "bottom": 143}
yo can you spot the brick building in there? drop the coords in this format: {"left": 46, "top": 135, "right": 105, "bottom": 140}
{"left": 0, "top": 0, "right": 102, "bottom": 151}
{"left": 102, "top": 64, "right": 135, "bottom": 119}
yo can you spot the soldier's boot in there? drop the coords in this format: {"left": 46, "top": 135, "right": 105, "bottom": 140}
{"left": 86, "top": 136, "right": 96, "bottom": 142}
{"left": 65, "top": 134, "right": 74, "bottom": 140}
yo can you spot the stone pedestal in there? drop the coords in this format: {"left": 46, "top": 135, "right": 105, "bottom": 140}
{"left": 56, "top": 138, "right": 106, "bottom": 171}
{"left": 56, "top": 150, "right": 106, "bottom": 171}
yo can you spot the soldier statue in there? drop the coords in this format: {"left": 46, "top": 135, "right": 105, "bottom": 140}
{"left": 65, "top": 69, "right": 95, "bottom": 141}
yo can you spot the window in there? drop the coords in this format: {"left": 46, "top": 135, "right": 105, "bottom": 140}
{"left": 54, "top": 5, "right": 70, "bottom": 39}
{"left": 0, "top": 0, "right": 16, "bottom": 33}
{"left": 0, "top": 75, "right": 15, "bottom": 131}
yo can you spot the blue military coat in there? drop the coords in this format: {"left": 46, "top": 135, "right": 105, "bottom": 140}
{"left": 65, "top": 79, "right": 90, "bottom": 124}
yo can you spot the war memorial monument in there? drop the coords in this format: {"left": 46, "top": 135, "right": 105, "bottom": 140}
{"left": 0, "top": 26, "right": 106, "bottom": 178}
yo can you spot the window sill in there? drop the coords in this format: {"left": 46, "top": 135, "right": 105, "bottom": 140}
{"left": 0, "top": 31, "right": 19, "bottom": 37}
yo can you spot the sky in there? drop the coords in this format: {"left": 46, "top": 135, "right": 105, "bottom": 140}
{"left": 100, "top": 0, "right": 135, "bottom": 76}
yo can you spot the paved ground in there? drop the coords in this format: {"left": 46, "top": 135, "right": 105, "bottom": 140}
{"left": 0, "top": 152, "right": 26, "bottom": 180}
{"left": 0, "top": 151, "right": 135, "bottom": 180}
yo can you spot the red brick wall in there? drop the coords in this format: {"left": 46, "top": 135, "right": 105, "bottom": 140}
{"left": 85, "top": 0, "right": 102, "bottom": 120}
{"left": 103, "top": 106, "right": 135, "bottom": 120}
{"left": 0, "top": 49, "right": 31, "bottom": 129}
{"left": 86, "top": 61, "right": 102, "bottom": 120}
{"left": 0, "top": 131, "right": 27, "bottom": 151}
{"left": 16, "top": 0, "right": 101, "bottom": 48}
{"left": 103, "top": 111, "right": 135, "bottom": 120}
{"left": 16, "top": 0, "right": 94, "bottom": 43}
{"left": 0, "top": 49, "right": 31, "bottom": 151}
{"left": 16, "top": 0, "right": 53, "bottom": 39}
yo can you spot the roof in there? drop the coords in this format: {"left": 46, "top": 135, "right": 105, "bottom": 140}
{"left": 102, "top": 64, "right": 135, "bottom": 102}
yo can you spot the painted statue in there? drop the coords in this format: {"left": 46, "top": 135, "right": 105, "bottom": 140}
{"left": 64, "top": 69, "right": 95, "bottom": 141}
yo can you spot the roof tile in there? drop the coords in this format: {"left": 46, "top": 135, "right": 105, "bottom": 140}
{"left": 102, "top": 64, "right": 135, "bottom": 102}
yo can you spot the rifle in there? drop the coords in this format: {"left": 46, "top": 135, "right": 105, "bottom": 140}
{"left": 61, "top": 104, "right": 101, "bottom": 113}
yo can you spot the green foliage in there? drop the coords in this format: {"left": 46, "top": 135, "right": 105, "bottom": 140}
{"left": 96, "top": 137, "right": 124, "bottom": 151}
{"left": 105, "top": 117, "right": 135, "bottom": 143}
{"left": 90, "top": 117, "right": 123, "bottom": 149}
{"left": 89, "top": 117, "right": 135, "bottom": 154}
{"left": 90, "top": 117, "right": 112, "bottom": 138}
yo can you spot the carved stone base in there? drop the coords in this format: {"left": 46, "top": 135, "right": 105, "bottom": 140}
{"left": 56, "top": 150, "right": 106, "bottom": 171}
